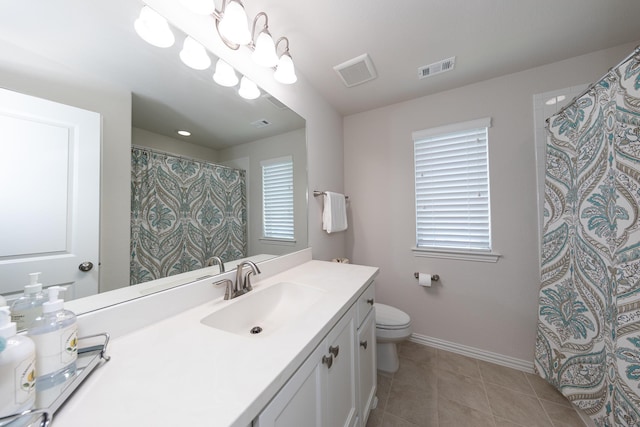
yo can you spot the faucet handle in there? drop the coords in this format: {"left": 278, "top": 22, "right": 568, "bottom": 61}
{"left": 244, "top": 271, "right": 255, "bottom": 291}
{"left": 213, "top": 279, "right": 234, "bottom": 300}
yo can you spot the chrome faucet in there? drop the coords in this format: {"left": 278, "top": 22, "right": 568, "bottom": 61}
{"left": 214, "top": 260, "right": 261, "bottom": 300}
{"left": 206, "top": 256, "right": 225, "bottom": 272}
{"left": 234, "top": 260, "right": 261, "bottom": 297}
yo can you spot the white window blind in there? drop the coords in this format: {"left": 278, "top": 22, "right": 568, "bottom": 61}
{"left": 413, "top": 118, "right": 492, "bottom": 251}
{"left": 262, "top": 156, "right": 294, "bottom": 240}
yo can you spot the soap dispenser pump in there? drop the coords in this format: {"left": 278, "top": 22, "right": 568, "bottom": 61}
{"left": 28, "top": 286, "right": 78, "bottom": 380}
{"left": 10, "top": 272, "right": 47, "bottom": 331}
{"left": 0, "top": 306, "right": 37, "bottom": 419}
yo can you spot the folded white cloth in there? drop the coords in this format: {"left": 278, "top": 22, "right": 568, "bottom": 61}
{"left": 322, "top": 191, "right": 348, "bottom": 233}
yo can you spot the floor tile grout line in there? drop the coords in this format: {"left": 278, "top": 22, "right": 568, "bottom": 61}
{"left": 477, "top": 359, "right": 499, "bottom": 427}
{"left": 524, "top": 371, "right": 560, "bottom": 427}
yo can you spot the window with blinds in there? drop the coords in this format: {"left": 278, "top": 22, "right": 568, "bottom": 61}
{"left": 413, "top": 118, "right": 492, "bottom": 252}
{"left": 261, "top": 156, "right": 294, "bottom": 240}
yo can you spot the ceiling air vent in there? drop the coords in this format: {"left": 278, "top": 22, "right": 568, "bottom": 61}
{"left": 334, "top": 53, "right": 377, "bottom": 88}
{"left": 251, "top": 119, "right": 271, "bottom": 128}
{"left": 418, "top": 56, "right": 456, "bottom": 79}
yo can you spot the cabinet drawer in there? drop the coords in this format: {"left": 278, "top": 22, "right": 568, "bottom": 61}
{"left": 356, "top": 282, "right": 375, "bottom": 328}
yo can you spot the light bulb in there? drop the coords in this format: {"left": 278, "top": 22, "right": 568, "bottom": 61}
{"left": 274, "top": 53, "right": 297, "bottom": 84}
{"left": 179, "top": 37, "right": 211, "bottom": 70}
{"left": 238, "top": 76, "right": 260, "bottom": 100}
{"left": 213, "top": 59, "right": 239, "bottom": 87}
{"left": 252, "top": 30, "right": 278, "bottom": 68}
{"left": 218, "top": 0, "right": 251, "bottom": 45}
{"left": 134, "top": 6, "right": 175, "bottom": 48}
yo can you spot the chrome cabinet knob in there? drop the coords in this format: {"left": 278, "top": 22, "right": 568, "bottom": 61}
{"left": 322, "top": 354, "right": 333, "bottom": 368}
{"left": 360, "top": 340, "right": 368, "bottom": 350}
{"left": 366, "top": 298, "right": 374, "bottom": 305}
{"left": 329, "top": 345, "right": 340, "bottom": 358}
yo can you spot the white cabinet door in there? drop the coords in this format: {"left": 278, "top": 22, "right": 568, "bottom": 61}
{"left": 255, "top": 342, "right": 325, "bottom": 427}
{"left": 358, "top": 309, "right": 377, "bottom": 426}
{"left": 257, "top": 307, "right": 358, "bottom": 427}
{"left": 325, "top": 310, "right": 357, "bottom": 427}
{"left": 0, "top": 88, "right": 100, "bottom": 301}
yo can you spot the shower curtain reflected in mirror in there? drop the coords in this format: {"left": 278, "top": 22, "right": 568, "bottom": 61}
{"left": 536, "top": 49, "right": 640, "bottom": 426}
{"left": 130, "top": 147, "right": 247, "bottom": 285}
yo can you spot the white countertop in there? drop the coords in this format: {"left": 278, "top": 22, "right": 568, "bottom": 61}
{"left": 54, "top": 260, "right": 378, "bottom": 427}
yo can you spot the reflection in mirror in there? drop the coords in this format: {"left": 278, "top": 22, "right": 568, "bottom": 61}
{"left": 0, "top": 0, "right": 307, "bottom": 319}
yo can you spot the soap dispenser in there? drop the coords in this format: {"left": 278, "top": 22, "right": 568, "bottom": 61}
{"left": 28, "top": 287, "right": 78, "bottom": 381}
{"left": 0, "top": 306, "right": 36, "bottom": 419}
{"left": 10, "top": 272, "right": 47, "bottom": 331}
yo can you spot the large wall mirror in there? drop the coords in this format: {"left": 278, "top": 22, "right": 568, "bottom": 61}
{"left": 0, "top": 0, "right": 308, "bottom": 317}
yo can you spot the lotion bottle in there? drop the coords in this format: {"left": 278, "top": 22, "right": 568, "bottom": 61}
{"left": 28, "top": 287, "right": 78, "bottom": 383}
{"left": 0, "top": 306, "right": 37, "bottom": 419}
{"left": 10, "top": 272, "right": 47, "bottom": 331}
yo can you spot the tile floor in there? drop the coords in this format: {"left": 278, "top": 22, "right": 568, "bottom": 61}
{"left": 366, "top": 341, "right": 585, "bottom": 427}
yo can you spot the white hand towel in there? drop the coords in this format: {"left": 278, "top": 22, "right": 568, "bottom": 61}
{"left": 322, "top": 191, "right": 347, "bottom": 233}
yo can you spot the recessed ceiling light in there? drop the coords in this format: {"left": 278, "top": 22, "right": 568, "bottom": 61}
{"left": 177, "top": 130, "right": 191, "bottom": 137}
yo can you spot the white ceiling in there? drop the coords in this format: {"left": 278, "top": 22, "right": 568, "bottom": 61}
{"left": 250, "top": 0, "right": 640, "bottom": 115}
{"left": 2, "top": 0, "right": 639, "bottom": 148}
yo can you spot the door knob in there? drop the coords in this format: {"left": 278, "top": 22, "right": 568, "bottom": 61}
{"left": 79, "top": 261, "right": 94, "bottom": 272}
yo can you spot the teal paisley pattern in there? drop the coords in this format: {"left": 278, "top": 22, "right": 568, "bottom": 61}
{"left": 130, "top": 147, "right": 246, "bottom": 285}
{"left": 536, "top": 50, "right": 640, "bottom": 426}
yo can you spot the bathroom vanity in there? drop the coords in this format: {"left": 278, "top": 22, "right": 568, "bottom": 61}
{"left": 50, "top": 249, "right": 378, "bottom": 427}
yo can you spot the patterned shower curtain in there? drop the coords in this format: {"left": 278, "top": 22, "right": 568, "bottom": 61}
{"left": 130, "top": 147, "right": 247, "bottom": 285}
{"left": 535, "top": 49, "right": 640, "bottom": 426}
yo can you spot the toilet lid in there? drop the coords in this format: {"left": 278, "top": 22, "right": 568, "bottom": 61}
{"left": 375, "top": 303, "right": 410, "bottom": 328}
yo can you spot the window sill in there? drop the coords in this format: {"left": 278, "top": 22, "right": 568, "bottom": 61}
{"left": 259, "top": 237, "right": 297, "bottom": 246}
{"left": 411, "top": 247, "right": 501, "bottom": 263}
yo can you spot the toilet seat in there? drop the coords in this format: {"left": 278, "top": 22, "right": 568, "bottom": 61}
{"left": 375, "top": 303, "right": 411, "bottom": 330}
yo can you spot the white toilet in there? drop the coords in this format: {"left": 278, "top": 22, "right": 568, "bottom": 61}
{"left": 374, "top": 303, "right": 412, "bottom": 373}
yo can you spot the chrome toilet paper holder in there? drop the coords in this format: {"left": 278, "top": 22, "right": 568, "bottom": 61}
{"left": 414, "top": 272, "right": 440, "bottom": 282}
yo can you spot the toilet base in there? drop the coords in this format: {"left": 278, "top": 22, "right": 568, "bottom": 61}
{"left": 376, "top": 342, "right": 400, "bottom": 373}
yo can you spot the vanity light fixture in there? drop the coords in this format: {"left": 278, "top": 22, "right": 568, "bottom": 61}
{"left": 179, "top": 36, "right": 211, "bottom": 70}
{"left": 177, "top": 130, "right": 192, "bottom": 137}
{"left": 213, "top": 59, "right": 239, "bottom": 87}
{"left": 274, "top": 37, "right": 297, "bottom": 84}
{"left": 217, "top": 0, "right": 252, "bottom": 46}
{"left": 238, "top": 76, "right": 260, "bottom": 100}
{"left": 250, "top": 13, "right": 279, "bottom": 68}
{"left": 182, "top": 0, "right": 298, "bottom": 85}
{"left": 134, "top": 6, "right": 175, "bottom": 48}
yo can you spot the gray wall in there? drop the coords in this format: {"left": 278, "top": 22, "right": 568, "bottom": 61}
{"left": 218, "top": 128, "right": 308, "bottom": 256}
{"left": 343, "top": 41, "right": 640, "bottom": 363}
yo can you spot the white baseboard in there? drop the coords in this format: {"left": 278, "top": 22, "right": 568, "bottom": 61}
{"left": 409, "top": 333, "right": 535, "bottom": 374}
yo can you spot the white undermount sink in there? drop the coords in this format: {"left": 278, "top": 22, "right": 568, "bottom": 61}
{"left": 201, "top": 281, "right": 326, "bottom": 337}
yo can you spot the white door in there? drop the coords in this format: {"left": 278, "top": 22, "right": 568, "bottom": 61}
{"left": 0, "top": 88, "right": 100, "bottom": 301}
